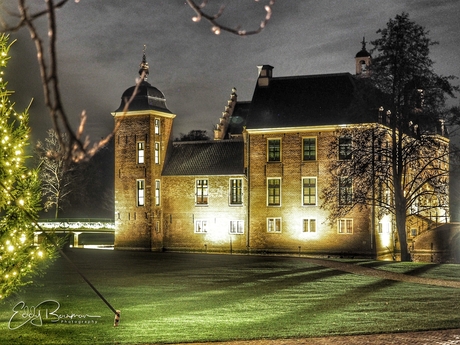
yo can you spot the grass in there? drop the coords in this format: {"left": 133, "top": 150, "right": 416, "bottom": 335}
{"left": 1, "top": 249, "right": 459, "bottom": 345}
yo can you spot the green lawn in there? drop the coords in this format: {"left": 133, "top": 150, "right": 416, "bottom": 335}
{"left": 1, "top": 250, "right": 459, "bottom": 345}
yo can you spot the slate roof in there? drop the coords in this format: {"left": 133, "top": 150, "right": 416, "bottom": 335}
{"left": 245, "top": 73, "right": 375, "bottom": 130}
{"left": 114, "top": 81, "right": 172, "bottom": 114}
{"left": 162, "top": 140, "right": 244, "bottom": 176}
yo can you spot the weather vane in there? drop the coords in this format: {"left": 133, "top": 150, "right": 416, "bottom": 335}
{"left": 139, "top": 44, "right": 149, "bottom": 80}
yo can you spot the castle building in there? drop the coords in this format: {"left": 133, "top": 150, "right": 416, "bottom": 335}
{"left": 112, "top": 45, "right": 450, "bottom": 259}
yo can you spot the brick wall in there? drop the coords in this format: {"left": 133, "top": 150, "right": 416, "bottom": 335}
{"left": 114, "top": 111, "right": 174, "bottom": 250}
{"left": 162, "top": 175, "right": 248, "bottom": 252}
{"left": 246, "top": 130, "right": 374, "bottom": 256}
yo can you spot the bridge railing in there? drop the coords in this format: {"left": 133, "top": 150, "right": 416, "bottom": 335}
{"left": 37, "top": 218, "right": 115, "bottom": 232}
{"left": 35, "top": 218, "right": 115, "bottom": 248}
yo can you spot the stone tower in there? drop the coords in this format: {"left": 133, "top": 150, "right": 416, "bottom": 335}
{"left": 112, "top": 48, "right": 176, "bottom": 251}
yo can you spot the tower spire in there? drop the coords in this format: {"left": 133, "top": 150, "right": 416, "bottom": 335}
{"left": 361, "top": 36, "right": 367, "bottom": 51}
{"left": 139, "top": 45, "right": 149, "bottom": 81}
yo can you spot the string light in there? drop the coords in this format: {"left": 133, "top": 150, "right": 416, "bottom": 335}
{"left": 0, "top": 34, "right": 55, "bottom": 299}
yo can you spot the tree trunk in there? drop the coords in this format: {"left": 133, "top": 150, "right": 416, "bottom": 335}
{"left": 54, "top": 197, "right": 59, "bottom": 219}
{"left": 395, "top": 204, "right": 410, "bottom": 261}
{"left": 392, "top": 111, "right": 411, "bottom": 262}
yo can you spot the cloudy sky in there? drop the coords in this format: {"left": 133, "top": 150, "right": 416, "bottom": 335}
{"left": 3, "top": 0, "right": 460, "bottom": 143}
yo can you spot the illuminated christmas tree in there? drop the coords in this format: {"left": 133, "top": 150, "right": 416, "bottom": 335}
{"left": 0, "top": 34, "right": 56, "bottom": 299}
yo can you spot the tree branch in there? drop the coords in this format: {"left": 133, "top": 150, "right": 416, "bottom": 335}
{"left": 186, "top": 0, "right": 275, "bottom": 36}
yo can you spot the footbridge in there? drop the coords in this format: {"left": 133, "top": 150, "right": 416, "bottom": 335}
{"left": 36, "top": 218, "right": 115, "bottom": 249}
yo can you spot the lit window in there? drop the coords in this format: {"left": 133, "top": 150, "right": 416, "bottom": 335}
{"left": 303, "top": 137, "right": 316, "bottom": 161}
{"left": 229, "top": 179, "right": 243, "bottom": 205}
{"left": 378, "top": 222, "right": 391, "bottom": 234}
{"left": 267, "top": 178, "right": 281, "bottom": 206}
{"left": 195, "top": 220, "right": 207, "bottom": 233}
{"left": 339, "top": 136, "right": 352, "bottom": 160}
{"left": 155, "top": 180, "right": 160, "bottom": 206}
{"left": 267, "top": 218, "right": 281, "bottom": 233}
{"left": 137, "top": 141, "right": 145, "bottom": 164}
{"left": 302, "top": 177, "right": 316, "bottom": 205}
{"left": 303, "top": 219, "right": 316, "bottom": 232}
{"left": 155, "top": 118, "right": 160, "bottom": 135}
{"left": 267, "top": 139, "right": 281, "bottom": 162}
{"left": 196, "top": 179, "right": 208, "bottom": 205}
{"left": 360, "top": 60, "right": 367, "bottom": 73}
{"left": 338, "top": 219, "right": 353, "bottom": 234}
{"left": 229, "top": 220, "right": 244, "bottom": 234}
{"left": 339, "top": 177, "right": 352, "bottom": 205}
{"left": 137, "top": 179, "right": 145, "bottom": 206}
{"left": 154, "top": 142, "right": 160, "bottom": 164}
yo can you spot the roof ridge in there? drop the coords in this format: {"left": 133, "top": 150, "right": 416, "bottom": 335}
{"left": 272, "top": 72, "right": 352, "bottom": 81}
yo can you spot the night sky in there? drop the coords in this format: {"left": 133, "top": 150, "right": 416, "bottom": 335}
{"left": 3, "top": 0, "right": 459, "bottom": 145}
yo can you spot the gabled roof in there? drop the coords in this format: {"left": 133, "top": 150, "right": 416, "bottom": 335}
{"left": 162, "top": 140, "right": 244, "bottom": 176}
{"left": 245, "top": 73, "right": 375, "bottom": 130}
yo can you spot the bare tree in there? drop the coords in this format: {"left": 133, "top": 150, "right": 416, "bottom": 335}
{"left": 321, "top": 13, "right": 458, "bottom": 261}
{"left": 36, "top": 129, "right": 78, "bottom": 218}
{"left": 1, "top": 0, "right": 275, "bottom": 165}
{"left": 321, "top": 122, "right": 450, "bottom": 260}
{"left": 177, "top": 129, "right": 210, "bottom": 141}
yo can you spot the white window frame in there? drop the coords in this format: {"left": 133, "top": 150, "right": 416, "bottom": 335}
{"left": 155, "top": 179, "right": 160, "bottom": 206}
{"left": 137, "top": 141, "right": 145, "bottom": 164}
{"left": 378, "top": 222, "right": 391, "bottom": 234}
{"left": 154, "top": 142, "right": 160, "bottom": 164}
{"left": 229, "top": 178, "right": 243, "bottom": 205}
{"left": 195, "top": 220, "right": 207, "bottom": 233}
{"left": 267, "top": 217, "right": 282, "bottom": 233}
{"left": 302, "top": 137, "right": 317, "bottom": 161}
{"left": 267, "top": 178, "right": 281, "bottom": 206}
{"left": 339, "top": 176, "right": 353, "bottom": 206}
{"left": 338, "top": 136, "right": 352, "bottom": 160}
{"left": 229, "top": 220, "right": 244, "bottom": 234}
{"left": 338, "top": 218, "right": 353, "bottom": 234}
{"left": 302, "top": 177, "right": 317, "bottom": 206}
{"left": 155, "top": 118, "right": 160, "bottom": 135}
{"left": 267, "top": 138, "right": 281, "bottom": 162}
{"left": 195, "top": 179, "right": 209, "bottom": 205}
{"left": 137, "top": 179, "right": 145, "bottom": 206}
{"left": 303, "top": 219, "right": 317, "bottom": 233}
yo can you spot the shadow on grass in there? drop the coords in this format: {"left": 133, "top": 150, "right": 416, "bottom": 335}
{"left": 3, "top": 249, "right": 459, "bottom": 344}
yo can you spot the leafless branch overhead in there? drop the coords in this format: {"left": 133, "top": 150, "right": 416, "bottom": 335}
{"left": 1, "top": 0, "right": 275, "bottom": 166}
{"left": 186, "top": 0, "right": 275, "bottom": 36}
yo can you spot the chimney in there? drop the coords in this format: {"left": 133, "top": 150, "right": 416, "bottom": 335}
{"left": 257, "top": 65, "right": 274, "bottom": 87}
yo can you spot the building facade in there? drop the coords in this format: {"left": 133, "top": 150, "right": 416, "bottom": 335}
{"left": 112, "top": 47, "right": 450, "bottom": 259}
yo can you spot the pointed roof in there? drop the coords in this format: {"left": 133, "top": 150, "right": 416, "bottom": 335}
{"left": 114, "top": 46, "right": 171, "bottom": 114}
{"left": 356, "top": 37, "right": 371, "bottom": 58}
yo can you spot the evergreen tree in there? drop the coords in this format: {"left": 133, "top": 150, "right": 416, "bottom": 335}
{"left": 0, "top": 34, "right": 56, "bottom": 299}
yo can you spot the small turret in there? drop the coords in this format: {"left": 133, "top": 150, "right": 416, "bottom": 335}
{"left": 355, "top": 37, "right": 371, "bottom": 77}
